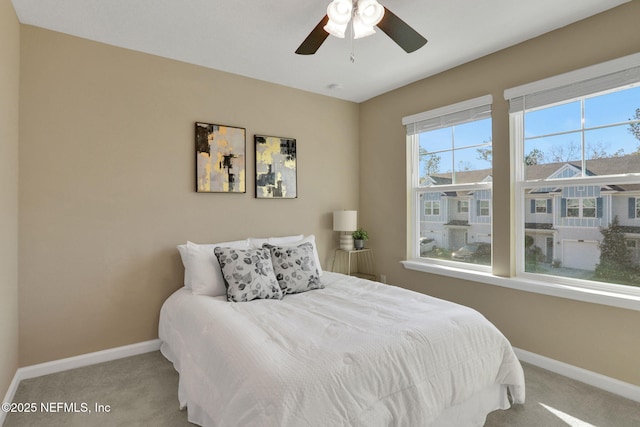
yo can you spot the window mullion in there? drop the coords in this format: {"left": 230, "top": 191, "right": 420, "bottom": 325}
{"left": 512, "top": 112, "right": 526, "bottom": 275}
{"left": 580, "top": 98, "right": 586, "bottom": 177}
{"left": 451, "top": 126, "right": 456, "bottom": 184}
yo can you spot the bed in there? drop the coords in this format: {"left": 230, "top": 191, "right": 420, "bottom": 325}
{"left": 160, "top": 237, "right": 525, "bottom": 426}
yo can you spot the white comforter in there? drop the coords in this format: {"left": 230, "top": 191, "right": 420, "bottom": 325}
{"left": 159, "top": 272, "right": 525, "bottom": 427}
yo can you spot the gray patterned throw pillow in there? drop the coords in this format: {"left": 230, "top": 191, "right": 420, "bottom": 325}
{"left": 214, "top": 247, "right": 283, "bottom": 302}
{"left": 264, "top": 242, "right": 324, "bottom": 294}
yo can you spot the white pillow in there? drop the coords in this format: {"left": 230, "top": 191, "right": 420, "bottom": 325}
{"left": 248, "top": 234, "right": 304, "bottom": 248}
{"left": 177, "top": 244, "right": 189, "bottom": 288}
{"left": 184, "top": 239, "right": 251, "bottom": 296}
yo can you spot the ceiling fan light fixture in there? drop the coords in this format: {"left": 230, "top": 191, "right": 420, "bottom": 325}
{"left": 352, "top": 15, "right": 376, "bottom": 39}
{"left": 324, "top": 20, "right": 348, "bottom": 38}
{"left": 356, "top": 0, "right": 385, "bottom": 27}
{"left": 326, "top": 0, "right": 353, "bottom": 25}
{"left": 296, "top": 0, "right": 427, "bottom": 56}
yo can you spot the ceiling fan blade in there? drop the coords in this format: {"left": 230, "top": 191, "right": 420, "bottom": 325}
{"left": 377, "top": 7, "right": 427, "bottom": 53}
{"left": 295, "top": 15, "right": 330, "bottom": 55}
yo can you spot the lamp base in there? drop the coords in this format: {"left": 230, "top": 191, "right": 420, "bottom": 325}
{"left": 339, "top": 234, "right": 354, "bottom": 251}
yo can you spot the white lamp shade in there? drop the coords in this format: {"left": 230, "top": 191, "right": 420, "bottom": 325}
{"left": 333, "top": 210, "right": 357, "bottom": 231}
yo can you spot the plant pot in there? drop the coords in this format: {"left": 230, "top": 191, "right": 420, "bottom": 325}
{"left": 354, "top": 239, "right": 365, "bottom": 250}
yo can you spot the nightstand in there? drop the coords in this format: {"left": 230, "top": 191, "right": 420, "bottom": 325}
{"left": 331, "top": 248, "right": 376, "bottom": 280}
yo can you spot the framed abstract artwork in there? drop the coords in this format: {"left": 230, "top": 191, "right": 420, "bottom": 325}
{"left": 195, "top": 122, "right": 246, "bottom": 193}
{"left": 255, "top": 135, "right": 297, "bottom": 199}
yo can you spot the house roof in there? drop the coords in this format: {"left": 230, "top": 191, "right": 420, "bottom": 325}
{"left": 425, "top": 153, "right": 640, "bottom": 192}
{"left": 525, "top": 155, "right": 640, "bottom": 180}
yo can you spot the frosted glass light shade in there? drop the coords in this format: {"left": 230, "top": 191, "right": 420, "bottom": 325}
{"left": 356, "top": 0, "right": 385, "bottom": 27}
{"left": 352, "top": 15, "right": 376, "bottom": 39}
{"left": 324, "top": 20, "right": 348, "bottom": 38}
{"left": 327, "top": 0, "right": 353, "bottom": 25}
{"left": 333, "top": 210, "right": 357, "bottom": 231}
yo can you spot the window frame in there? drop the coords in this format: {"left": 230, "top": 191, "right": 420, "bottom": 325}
{"left": 404, "top": 95, "right": 493, "bottom": 272}
{"left": 509, "top": 54, "right": 640, "bottom": 301}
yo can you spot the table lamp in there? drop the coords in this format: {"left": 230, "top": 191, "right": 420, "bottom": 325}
{"left": 333, "top": 210, "right": 357, "bottom": 251}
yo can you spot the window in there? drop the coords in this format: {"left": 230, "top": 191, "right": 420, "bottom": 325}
{"left": 566, "top": 198, "right": 579, "bottom": 217}
{"left": 404, "top": 95, "right": 492, "bottom": 269}
{"left": 582, "top": 198, "right": 596, "bottom": 218}
{"left": 564, "top": 198, "right": 597, "bottom": 218}
{"left": 507, "top": 54, "right": 640, "bottom": 292}
{"left": 424, "top": 201, "right": 440, "bottom": 216}
{"left": 632, "top": 197, "right": 640, "bottom": 219}
{"left": 478, "top": 200, "right": 490, "bottom": 217}
{"left": 535, "top": 199, "right": 548, "bottom": 213}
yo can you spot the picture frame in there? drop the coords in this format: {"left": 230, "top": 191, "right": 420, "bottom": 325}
{"left": 254, "top": 135, "right": 297, "bottom": 199}
{"left": 195, "top": 122, "right": 246, "bottom": 193}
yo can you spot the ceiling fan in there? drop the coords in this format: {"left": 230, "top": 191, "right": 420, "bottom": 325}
{"left": 296, "top": 0, "right": 427, "bottom": 55}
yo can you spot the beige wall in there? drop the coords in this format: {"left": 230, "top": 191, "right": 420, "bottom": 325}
{"left": 360, "top": 1, "right": 640, "bottom": 386}
{"left": 18, "top": 26, "right": 359, "bottom": 365}
{"left": 0, "top": 0, "right": 20, "bottom": 396}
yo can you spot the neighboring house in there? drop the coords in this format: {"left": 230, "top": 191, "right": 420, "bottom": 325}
{"left": 420, "top": 171, "right": 492, "bottom": 253}
{"left": 420, "top": 154, "right": 640, "bottom": 270}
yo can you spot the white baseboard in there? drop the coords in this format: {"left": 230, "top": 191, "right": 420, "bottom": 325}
{"left": 1, "top": 339, "right": 161, "bottom": 426}
{"left": 1, "top": 372, "right": 22, "bottom": 426}
{"left": 15, "top": 339, "right": 162, "bottom": 381}
{"left": 514, "top": 347, "right": 640, "bottom": 403}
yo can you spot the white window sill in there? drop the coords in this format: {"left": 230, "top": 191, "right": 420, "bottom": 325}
{"left": 401, "top": 259, "right": 640, "bottom": 312}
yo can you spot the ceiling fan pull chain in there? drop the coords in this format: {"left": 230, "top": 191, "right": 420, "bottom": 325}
{"left": 350, "top": 19, "right": 356, "bottom": 63}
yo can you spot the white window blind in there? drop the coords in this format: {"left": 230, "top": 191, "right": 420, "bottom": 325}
{"left": 403, "top": 95, "right": 492, "bottom": 135}
{"left": 505, "top": 53, "right": 640, "bottom": 112}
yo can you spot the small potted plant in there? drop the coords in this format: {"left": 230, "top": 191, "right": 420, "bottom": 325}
{"left": 352, "top": 228, "right": 369, "bottom": 250}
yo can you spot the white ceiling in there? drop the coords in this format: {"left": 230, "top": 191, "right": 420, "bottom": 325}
{"left": 11, "top": 0, "right": 630, "bottom": 103}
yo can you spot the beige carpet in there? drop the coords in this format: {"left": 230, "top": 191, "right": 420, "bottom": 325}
{"left": 4, "top": 351, "right": 639, "bottom": 426}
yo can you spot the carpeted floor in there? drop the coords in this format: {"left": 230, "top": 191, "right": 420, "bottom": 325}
{"left": 4, "top": 351, "right": 639, "bottom": 426}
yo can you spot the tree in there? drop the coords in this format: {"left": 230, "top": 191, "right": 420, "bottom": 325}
{"left": 549, "top": 141, "right": 580, "bottom": 162}
{"left": 524, "top": 235, "right": 543, "bottom": 271}
{"left": 472, "top": 139, "right": 493, "bottom": 166}
{"left": 475, "top": 146, "right": 492, "bottom": 164}
{"left": 586, "top": 141, "right": 625, "bottom": 159}
{"left": 595, "top": 216, "right": 635, "bottom": 281}
{"left": 524, "top": 148, "right": 545, "bottom": 165}
{"left": 419, "top": 149, "right": 441, "bottom": 177}
{"left": 548, "top": 141, "right": 625, "bottom": 163}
